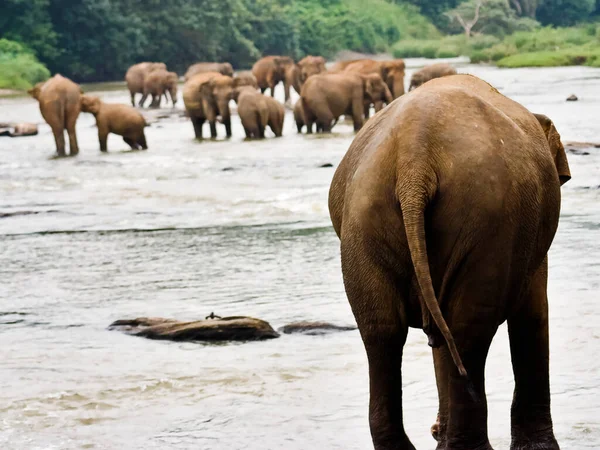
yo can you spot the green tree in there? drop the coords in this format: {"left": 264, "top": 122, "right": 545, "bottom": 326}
{"left": 445, "top": 0, "right": 538, "bottom": 37}
{"left": 0, "top": 0, "right": 59, "bottom": 61}
{"left": 536, "top": 0, "right": 595, "bottom": 26}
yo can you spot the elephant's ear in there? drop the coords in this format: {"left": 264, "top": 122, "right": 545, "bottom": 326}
{"left": 534, "top": 113, "right": 571, "bottom": 186}
{"left": 199, "top": 80, "right": 213, "bottom": 97}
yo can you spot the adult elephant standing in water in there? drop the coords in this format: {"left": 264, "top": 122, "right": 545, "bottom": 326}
{"left": 252, "top": 56, "right": 295, "bottom": 102}
{"left": 28, "top": 74, "right": 81, "bottom": 157}
{"left": 125, "top": 62, "right": 167, "bottom": 107}
{"left": 328, "top": 74, "right": 570, "bottom": 450}
{"left": 183, "top": 72, "right": 235, "bottom": 139}
{"left": 344, "top": 58, "right": 406, "bottom": 99}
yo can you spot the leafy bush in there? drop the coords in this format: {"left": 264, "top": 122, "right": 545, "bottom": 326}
{"left": 0, "top": 39, "right": 50, "bottom": 90}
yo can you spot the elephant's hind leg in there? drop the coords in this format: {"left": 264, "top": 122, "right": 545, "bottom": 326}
{"left": 441, "top": 262, "right": 504, "bottom": 450}
{"left": 138, "top": 132, "right": 148, "bottom": 150}
{"left": 340, "top": 230, "right": 415, "bottom": 450}
{"left": 123, "top": 137, "right": 139, "bottom": 150}
{"left": 51, "top": 126, "right": 66, "bottom": 157}
{"left": 508, "top": 260, "right": 559, "bottom": 450}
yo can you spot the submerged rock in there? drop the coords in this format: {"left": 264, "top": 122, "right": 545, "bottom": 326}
{"left": 278, "top": 321, "right": 357, "bottom": 335}
{"left": 0, "top": 122, "right": 38, "bottom": 137}
{"left": 109, "top": 316, "right": 280, "bottom": 342}
{"left": 318, "top": 163, "right": 334, "bottom": 168}
{"left": 567, "top": 94, "right": 578, "bottom": 102}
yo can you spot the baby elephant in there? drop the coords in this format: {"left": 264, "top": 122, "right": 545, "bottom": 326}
{"left": 235, "top": 86, "right": 269, "bottom": 139}
{"left": 80, "top": 95, "right": 148, "bottom": 151}
{"left": 264, "top": 96, "right": 284, "bottom": 137}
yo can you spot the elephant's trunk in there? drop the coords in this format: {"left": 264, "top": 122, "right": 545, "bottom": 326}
{"left": 217, "top": 99, "right": 231, "bottom": 122}
{"left": 396, "top": 173, "right": 468, "bottom": 382}
{"left": 392, "top": 73, "right": 405, "bottom": 98}
{"left": 383, "top": 84, "right": 393, "bottom": 104}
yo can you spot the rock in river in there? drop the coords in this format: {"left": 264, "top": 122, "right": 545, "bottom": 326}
{"left": 278, "top": 321, "right": 357, "bottom": 335}
{"left": 109, "top": 316, "right": 280, "bottom": 342}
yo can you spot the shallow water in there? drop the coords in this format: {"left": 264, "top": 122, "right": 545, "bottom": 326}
{"left": 0, "top": 61, "right": 599, "bottom": 449}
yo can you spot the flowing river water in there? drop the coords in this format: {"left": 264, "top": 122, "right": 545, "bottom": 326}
{"left": 0, "top": 60, "right": 599, "bottom": 449}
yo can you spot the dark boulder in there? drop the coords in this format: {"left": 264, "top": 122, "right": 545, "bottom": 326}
{"left": 109, "top": 316, "right": 280, "bottom": 342}
{"left": 278, "top": 321, "right": 357, "bottom": 335}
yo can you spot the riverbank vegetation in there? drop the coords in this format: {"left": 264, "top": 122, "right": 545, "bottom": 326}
{"left": 1, "top": 0, "right": 600, "bottom": 90}
{"left": 393, "top": 25, "right": 600, "bottom": 67}
{"left": 0, "top": 39, "right": 50, "bottom": 90}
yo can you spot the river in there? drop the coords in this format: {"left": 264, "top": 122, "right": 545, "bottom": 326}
{"left": 0, "top": 60, "right": 599, "bottom": 449}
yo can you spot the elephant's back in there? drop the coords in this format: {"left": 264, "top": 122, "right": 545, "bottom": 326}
{"left": 39, "top": 75, "right": 81, "bottom": 106}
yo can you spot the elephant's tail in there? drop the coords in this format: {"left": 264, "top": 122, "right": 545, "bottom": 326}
{"left": 397, "top": 174, "right": 468, "bottom": 379}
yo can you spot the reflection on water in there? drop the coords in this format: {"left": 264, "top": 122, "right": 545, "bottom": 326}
{"left": 0, "top": 62, "right": 599, "bottom": 449}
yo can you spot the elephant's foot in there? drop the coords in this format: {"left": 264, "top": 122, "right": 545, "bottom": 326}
{"left": 510, "top": 430, "right": 559, "bottom": 450}
{"left": 431, "top": 414, "right": 441, "bottom": 442}
{"left": 445, "top": 442, "right": 494, "bottom": 450}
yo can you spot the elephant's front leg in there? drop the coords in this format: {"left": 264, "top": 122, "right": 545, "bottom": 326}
{"left": 508, "top": 261, "right": 559, "bottom": 450}
{"left": 340, "top": 234, "right": 415, "bottom": 450}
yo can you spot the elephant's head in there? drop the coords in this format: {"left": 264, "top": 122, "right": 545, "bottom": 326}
{"left": 274, "top": 56, "right": 294, "bottom": 78}
{"left": 298, "top": 56, "right": 326, "bottom": 84}
{"left": 200, "top": 74, "right": 235, "bottom": 120}
{"left": 534, "top": 114, "right": 571, "bottom": 186}
{"left": 234, "top": 72, "right": 258, "bottom": 90}
{"left": 27, "top": 81, "right": 46, "bottom": 100}
{"left": 220, "top": 63, "right": 234, "bottom": 77}
{"left": 80, "top": 95, "right": 102, "bottom": 115}
{"left": 409, "top": 72, "right": 424, "bottom": 91}
{"left": 363, "top": 74, "right": 393, "bottom": 111}
{"left": 381, "top": 60, "right": 406, "bottom": 98}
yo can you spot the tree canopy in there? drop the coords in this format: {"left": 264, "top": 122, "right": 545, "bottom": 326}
{"left": 1, "top": 0, "right": 598, "bottom": 83}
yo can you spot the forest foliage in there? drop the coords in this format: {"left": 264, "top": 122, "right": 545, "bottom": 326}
{"left": 1, "top": 0, "right": 600, "bottom": 87}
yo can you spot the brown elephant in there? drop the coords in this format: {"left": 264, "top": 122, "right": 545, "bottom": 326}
{"left": 183, "top": 72, "right": 235, "bottom": 139}
{"left": 293, "top": 100, "right": 306, "bottom": 133}
{"left": 297, "top": 55, "right": 326, "bottom": 82}
{"left": 344, "top": 58, "right": 406, "bottom": 99}
{"left": 328, "top": 74, "right": 570, "bottom": 450}
{"left": 252, "top": 56, "right": 295, "bottom": 102}
{"left": 234, "top": 71, "right": 258, "bottom": 89}
{"left": 361, "top": 73, "right": 393, "bottom": 119}
{"left": 283, "top": 56, "right": 327, "bottom": 100}
{"left": 300, "top": 73, "right": 388, "bottom": 133}
{"left": 328, "top": 59, "right": 361, "bottom": 73}
{"left": 184, "top": 62, "right": 234, "bottom": 81}
{"left": 125, "top": 62, "right": 167, "bottom": 107}
{"left": 143, "top": 70, "right": 178, "bottom": 108}
{"left": 234, "top": 86, "right": 269, "bottom": 139}
{"left": 264, "top": 95, "right": 285, "bottom": 137}
{"left": 409, "top": 63, "right": 458, "bottom": 91}
{"left": 28, "top": 74, "right": 81, "bottom": 157}
{"left": 80, "top": 95, "right": 148, "bottom": 151}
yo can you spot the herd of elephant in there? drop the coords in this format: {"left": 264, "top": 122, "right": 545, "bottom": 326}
{"left": 24, "top": 53, "right": 573, "bottom": 450}
{"left": 26, "top": 56, "right": 457, "bottom": 156}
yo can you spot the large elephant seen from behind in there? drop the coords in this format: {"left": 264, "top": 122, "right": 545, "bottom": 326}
{"left": 328, "top": 74, "right": 570, "bottom": 450}
{"left": 125, "top": 62, "right": 167, "bottom": 107}
{"left": 28, "top": 74, "right": 81, "bottom": 157}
